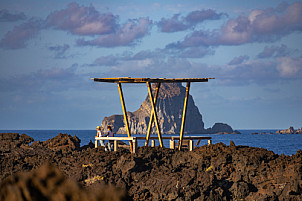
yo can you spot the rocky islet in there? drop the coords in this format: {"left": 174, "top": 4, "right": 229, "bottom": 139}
{"left": 101, "top": 83, "right": 239, "bottom": 135}
{"left": 276, "top": 126, "right": 302, "bottom": 134}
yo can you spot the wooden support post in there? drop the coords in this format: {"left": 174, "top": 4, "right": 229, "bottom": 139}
{"left": 151, "top": 140, "right": 155, "bottom": 147}
{"left": 208, "top": 140, "right": 212, "bottom": 145}
{"left": 189, "top": 140, "right": 194, "bottom": 151}
{"left": 146, "top": 82, "right": 164, "bottom": 147}
{"left": 95, "top": 140, "right": 98, "bottom": 148}
{"left": 117, "top": 83, "right": 133, "bottom": 150}
{"left": 170, "top": 139, "right": 175, "bottom": 149}
{"left": 179, "top": 82, "right": 191, "bottom": 150}
{"left": 114, "top": 140, "right": 118, "bottom": 151}
{"left": 132, "top": 138, "right": 137, "bottom": 153}
{"left": 145, "top": 83, "right": 161, "bottom": 146}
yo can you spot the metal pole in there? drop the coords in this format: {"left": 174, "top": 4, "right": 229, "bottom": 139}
{"left": 146, "top": 82, "right": 164, "bottom": 147}
{"left": 117, "top": 82, "right": 133, "bottom": 150}
{"left": 179, "top": 82, "right": 191, "bottom": 150}
{"left": 145, "top": 83, "right": 161, "bottom": 146}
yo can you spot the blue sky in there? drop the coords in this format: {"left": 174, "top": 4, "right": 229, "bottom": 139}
{"left": 0, "top": 0, "right": 301, "bottom": 130}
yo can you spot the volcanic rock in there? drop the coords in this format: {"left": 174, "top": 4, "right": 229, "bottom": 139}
{"left": 1, "top": 133, "right": 301, "bottom": 200}
{"left": 101, "top": 83, "right": 236, "bottom": 134}
{"left": 31, "top": 133, "right": 81, "bottom": 153}
{"left": 0, "top": 164, "right": 128, "bottom": 201}
{"left": 0, "top": 133, "right": 34, "bottom": 153}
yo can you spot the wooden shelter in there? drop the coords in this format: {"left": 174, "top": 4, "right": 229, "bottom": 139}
{"left": 91, "top": 77, "right": 214, "bottom": 150}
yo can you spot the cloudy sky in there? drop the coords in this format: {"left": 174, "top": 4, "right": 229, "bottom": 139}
{"left": 1, "top": 0, "right": 301, "bottom": 130}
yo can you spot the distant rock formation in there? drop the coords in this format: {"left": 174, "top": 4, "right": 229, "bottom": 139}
{"left": 101, "top": 83, "right": 237, "bottom": 134}
{"left": 276, "top": 126, "right": 302, "bottom": 134}
{"left": 206, "top": 123, "right": 240, "bottom": 134}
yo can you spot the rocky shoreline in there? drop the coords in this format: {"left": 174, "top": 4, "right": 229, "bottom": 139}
{"left": 1, "top": 132, "right": 302, "bottom": 200}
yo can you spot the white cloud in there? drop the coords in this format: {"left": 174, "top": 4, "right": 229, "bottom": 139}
{"left": 277, "top": 57, "right": 302, "bottom": 77}
{"left": 77, "top": 17, "right": 152, "bottom": 47}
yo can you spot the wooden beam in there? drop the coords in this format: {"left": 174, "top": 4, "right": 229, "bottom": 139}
{"left": 179, "top": 82, "right": 191, "bottom": 150}
{"left": 145, "top": 83, "right": 161, "bottom": 146}
{"left": 170, "top": 139, "right": 175, "bottom": 149}
{"left": 117, "top": 83, "right": 133, "bottom": 150}
{"left": 92, "top": 77, "right": 214, "bottom": 83}
{"left": 114, "top": 140, "right": 118, "bottom": 151}
{"left": 95, "top": 136, "right": 211, "bottom": 141}
{"left": 189, "top": 140, "right": 194, "bottom": 151}
{"left": 132, "top": 138, "right": 137, "bottom": 153}
{"left": 96, "top": 137, "right": 135, "bottom": 141}
{"left": 146, "top": 82, "right": 164, "bottom": 147}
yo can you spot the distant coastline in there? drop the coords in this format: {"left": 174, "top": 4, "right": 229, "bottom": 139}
{"left": 1, "top": 129, "right": 301, "bottom": 156}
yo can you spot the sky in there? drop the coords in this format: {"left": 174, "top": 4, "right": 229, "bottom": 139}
{"left": 0, "top": 0, "right": 302, "bottom": 130}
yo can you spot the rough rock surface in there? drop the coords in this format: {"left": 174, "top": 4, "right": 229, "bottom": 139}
{"left": 31, "top": 133, "right": 81, "bottom": 153}
{"left": 1, "top": 133, "right": 301, "bottom": 200}
{"left": 0, "top": 164, "right": 128, "bottom": 201}
{"left": 101, "top": 83, "right": 236, "bottom": 134}
{"left": 0, "top": 133, "right": 34, "bottom": 153}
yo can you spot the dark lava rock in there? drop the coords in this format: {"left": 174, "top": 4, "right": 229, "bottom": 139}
{"left": 1, "top": 133, "right": 302, "bottom": 200}
{"left": 31, "top": 133, "right": 81, "bottom": 153}
{"left": 0, "top": 133, "right": 34, "bottom": 153}
{"left": 0, "top": 164, "right": 128, "bottom": 201}
{"left": 81, "top": 140, "right": 95, "bottom": 150}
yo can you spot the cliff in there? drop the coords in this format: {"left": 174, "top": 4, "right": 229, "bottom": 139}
{"left": 101, "top": 83, "right": 236, "bottom": 134}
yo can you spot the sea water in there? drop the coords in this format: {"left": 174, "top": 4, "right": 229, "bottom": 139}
{"left": 1, "top": 130, "right": 301, "bottom": 156}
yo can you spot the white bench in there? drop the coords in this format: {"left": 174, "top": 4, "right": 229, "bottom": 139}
{"left": 169, "top": 136, "right": 212, "bottom": 151}
{"left": 95, "top": 136, "right": 212, "bottom": 153}
{"left": 95, "top": 137, "right": 137, "bottom": 153}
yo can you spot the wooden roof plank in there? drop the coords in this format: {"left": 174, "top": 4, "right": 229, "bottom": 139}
{"left": 91, "top": 77, "right": 214, "bottom": 83}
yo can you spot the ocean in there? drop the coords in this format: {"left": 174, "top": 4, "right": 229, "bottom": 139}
{"left": 1, "top": 129, "right": 301, "bottom": 156}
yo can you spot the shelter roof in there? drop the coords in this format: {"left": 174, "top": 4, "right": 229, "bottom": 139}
{"left": 91, "top": 77, "right": 214, "bottom": 83}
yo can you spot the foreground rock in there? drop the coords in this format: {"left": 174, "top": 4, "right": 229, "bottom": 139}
{"left": 101, "top": 83, "right": 238, "bottom": 134}
{"left": 0, "top": 164, "right": 128, "bottom": 201}
{"left": 0, "top": 133, "right": 301, "bottom": 200}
